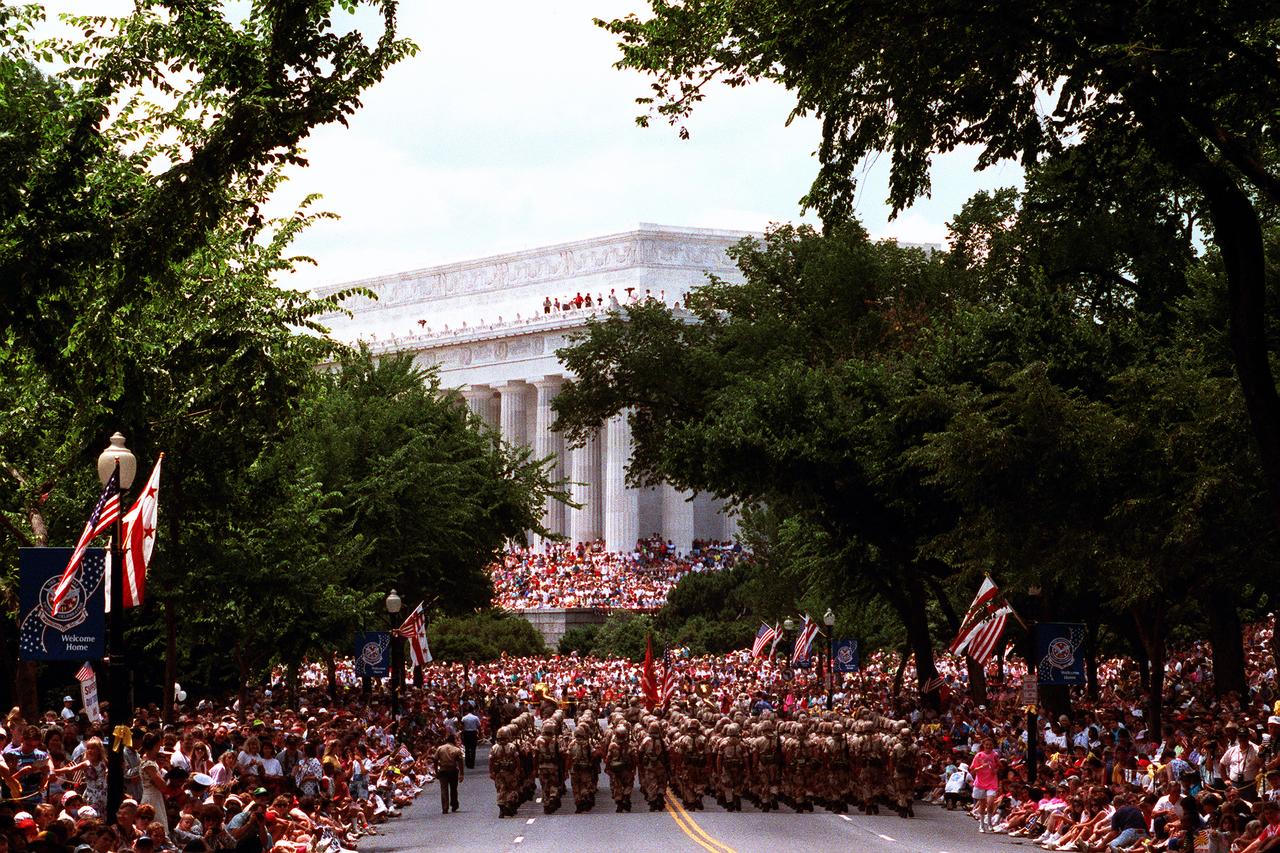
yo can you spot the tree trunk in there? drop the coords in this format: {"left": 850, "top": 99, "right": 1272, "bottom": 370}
{"left": 286, "top": 660, "right": 299, "bottom": 709}
{"left": 326, "top": 651, "right": 337, "bottom": 702}
{"left": 1206, "top": 591, "right": 1247, "bottom": 699}
{"left": 413, "top": 664, "right": 423, "bottom": 689}
{"left": 1131, "top": 603, "right": 1166, "bottom": 734}
{"left": 1138, "top": 96, "right": 1280, "bottom": 522}
{"left": 163, "top": 598, "right": 177, "bottom": 724}
{"left": 1085, "top": 622, "right": 1099, "bottom": 702}
{"left": 892, "top": 644, "right": 911, "bottom": 698}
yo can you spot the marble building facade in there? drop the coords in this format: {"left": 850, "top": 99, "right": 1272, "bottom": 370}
{"left": 311, "top": 224, "right": 749, "bottom": 552}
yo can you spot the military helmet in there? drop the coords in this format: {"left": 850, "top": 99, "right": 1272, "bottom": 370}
{"left": 575, "top": 724, "right": 590, "bottom": 739}
{"left": 726, "top": 723, "right": 741, "bottom": 737}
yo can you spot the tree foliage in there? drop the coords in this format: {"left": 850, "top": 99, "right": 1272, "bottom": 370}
{"left": 600, "top": 0, "right": 1280, "bottom": 525}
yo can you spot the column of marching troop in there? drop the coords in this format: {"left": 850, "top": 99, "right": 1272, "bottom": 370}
{"left": 486, "top": 702, "right": 923, "bottom": 819}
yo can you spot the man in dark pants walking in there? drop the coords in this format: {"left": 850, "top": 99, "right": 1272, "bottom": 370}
{"left": 461, "top": 705, "right": 481, "bottom": 770}
{"left": 434, "top": 733, "right": 465, "bottom": 814}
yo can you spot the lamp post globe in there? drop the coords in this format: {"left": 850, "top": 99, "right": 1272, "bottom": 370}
{"left": 823, "top": 608, "right": 835, "bottom": 627}
{"left": 98, "top": 432, "right": 136, "bottom": 488}
{"left": 386, "top": 589, "right": 402, "bottom": 614}
{"left": 783, "top": 617, "right": 795, "bottom": 633}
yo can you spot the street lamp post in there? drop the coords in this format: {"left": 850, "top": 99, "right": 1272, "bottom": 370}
{"left": 781, "top": 617, "right": 795, "bottom": 667}
{"left": 385, "top": 589, "right": 402, "bottom": 718}
{"left": 98, "top": 433, "right": 136, "bottom": 824}
{"left": 823, "top": 608, "right": 836, "bottom": 709}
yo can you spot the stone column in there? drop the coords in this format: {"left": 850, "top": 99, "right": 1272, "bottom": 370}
{"left": 568, "top": 428, "right": 600, "bottom": 544}
{"left": 603, "top": 412, "right": 639, "bottom": 551}
{"left": 461, "top": 385, "right": 490, "bottom": 419}
{"left": 532, "top": 377, "right": 565, "bottom": 541}
{"left": 662, "top": 483, "right": 695, "bottom": 555}
{"left": 498, "top": 381, "right": 528, "bottom": 447}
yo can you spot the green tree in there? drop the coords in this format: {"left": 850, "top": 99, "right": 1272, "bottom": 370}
{"left": 555, "top": 224, "right": 967, "bottom": 694}
{"left": 600, "top": 0, "right": 1280, "bottom": 522}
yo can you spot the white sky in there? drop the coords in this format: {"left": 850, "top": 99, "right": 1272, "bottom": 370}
{"left": 42, "top": 1, "right": 1024, "bottom": 288}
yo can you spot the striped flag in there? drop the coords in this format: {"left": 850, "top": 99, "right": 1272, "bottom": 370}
{"left": 922, "top": 674, "right": 945, "bottom": 694}
{"left": 949, "top": 577, "right": 1015, "bottom": 664}
{"left": 120, "top": 455, "right": 162, "bottom": 608}
{"left": 52, "top": 471, "right": 120, "bottom": 615}
{"left": 768, "top": 622, "right": 783, "bottom": 657}
{"left": 791, "top": 615, "right": 819, "bottom": 665}
{"left": 750, "top": 623, "right": 778, "bottom": 659}
{"left": 392, "top": 602, "right": 433, "bottom": 667}
{"left": 661, "top": 647, "right": 677, "bottom": 705}
{"left": 640, "top": 634, "right": 658, "bottom": 710}
{"left": 75, "top": 662, "right": 94, "bottom": 683}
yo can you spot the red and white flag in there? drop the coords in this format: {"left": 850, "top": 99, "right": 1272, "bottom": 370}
{"left": 121, "top": 455, "right": 163, "bottom": 608}
{"left": 949, "top": 576, "right": 1015, "bottom": 664}
{"left": 392, "top": 602, "right": 433, "bottom": 667}
{"left": 52, "top": 471, "right": 121, "bottom": 614}
{"left": 791, "top": 615, "right": 819, "bottom": 665}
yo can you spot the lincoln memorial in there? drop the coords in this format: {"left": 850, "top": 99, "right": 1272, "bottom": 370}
{"left": 312, "top": 224, "right": 750, "bottom": 553}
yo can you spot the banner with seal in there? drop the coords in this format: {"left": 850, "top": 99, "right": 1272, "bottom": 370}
{"left": 353, "top": 632, "right": 390, "bottom": 678}
{"left": 18, "top": 548, "right": 106, "bottom": 661}
{"left": 1035, "top": 622, "right": 1087, "bottom": 685}
{"left": 833, "top": 638, "right": 860, "bottom": 672}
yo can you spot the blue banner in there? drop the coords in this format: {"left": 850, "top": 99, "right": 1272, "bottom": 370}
{"left": 353, "top": 632, "right": 391, "bottom": 677}
{"left": 18, "top": 548, "right": 106, "bottom": 661}
{"left": 833, "top": 638, "right": 860, "bottom": 672}
{"left": 1035, "top": 622, "right": 1087, "bottom": 685}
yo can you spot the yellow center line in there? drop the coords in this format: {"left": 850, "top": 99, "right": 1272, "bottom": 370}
{"left": 663, "top": 790, "right": 737, "bottom": 853}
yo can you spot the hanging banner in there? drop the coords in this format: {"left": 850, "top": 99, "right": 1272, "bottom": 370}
{"left": 18, "top": 548, "right": 106, "bottom": 661}
{"left": 353, "top": 632, "right": 391, "bottom": 678}
{"left": 833, "top": 638, "right": 860, "bottom": 672}
{"left": 1035, "top": 622, "right": 1087, "bottom": 685}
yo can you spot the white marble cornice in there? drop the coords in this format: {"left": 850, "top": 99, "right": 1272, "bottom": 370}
{"left": 311, "top": 224, "right": 751, "bottom": 320}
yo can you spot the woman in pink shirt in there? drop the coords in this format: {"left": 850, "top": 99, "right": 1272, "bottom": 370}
{"left": 971, "top": 737, "right": 1002, "bottom": 833}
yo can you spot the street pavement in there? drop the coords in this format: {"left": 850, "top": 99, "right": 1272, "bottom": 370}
{"left": 361, "top": 747, "right": 1041, "bottom": 853}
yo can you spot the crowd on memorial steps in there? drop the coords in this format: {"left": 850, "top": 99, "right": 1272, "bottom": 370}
{"left": 489, "top": 537, "right": 746, "bottom": 610}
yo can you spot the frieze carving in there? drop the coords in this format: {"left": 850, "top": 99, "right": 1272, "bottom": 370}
{"left": 313, "top": 227, "right": 747, "bottom": 319}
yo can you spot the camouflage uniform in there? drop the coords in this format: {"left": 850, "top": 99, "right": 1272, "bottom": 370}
{"left": 535, "top": 721, "right": 565, "bottom": 814}
{"left": 714, "top": 723, "right": 749, "bottom": 812}
{"left": 569, "top": 724, "right": 599, "bottom": 813}
{"left": 672, "top": 719, "right": 708, "bottom": 810}
{"left": 605, "top": 724, "right": 636, "bottom": 812}
{"left": 488, "top": 725, "right": 522, "bottom": 818}
{"left": 889, "top": 726, "right": 919, "bottom": 818}
{"left": 784, "top": 721, "right": 815, "bottom": 812}
{"left": 753, "top": 719, "right": 785, "bottom": 812}
{"left": 638, "top": 721, "right": 670, "bottom": 811}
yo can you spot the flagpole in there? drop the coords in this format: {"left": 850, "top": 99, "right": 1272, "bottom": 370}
{"left": 97, "top": 432, "right": 135, "bottom": 824}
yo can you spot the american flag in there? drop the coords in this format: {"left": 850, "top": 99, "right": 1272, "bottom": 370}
{"left": 750, "top": 623, "right": 778, "bottom": 659}
{"left": 51, "top": 470, "right": 120, "bottom": 615}
{"left": 791, "top": 615, "right": 819, "bottom": 665}
{"left": 949, "top": 577, "right": 1015, "bottom": 665}
{"left": 392, "top": 602, "right": 433, "bottom": 667}
{"left": 75, "top": 662, "right": 94, "bottom": 682}
{"left": 661, "top": 647, "right": 677, "bottom": 705}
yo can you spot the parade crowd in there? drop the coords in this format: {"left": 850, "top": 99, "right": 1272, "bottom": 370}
{"left": 489, "top": 537, "right": 745, "bottom": 610}
{"left": 6, "top": 584, "right": 1280, "bottom": 853}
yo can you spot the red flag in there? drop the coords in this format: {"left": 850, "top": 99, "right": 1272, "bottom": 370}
{"left": 640, "top": 634, "right": 658, "bottom": 710}
{"left": 121, "top": 455, "right": 163, "bottom": 608}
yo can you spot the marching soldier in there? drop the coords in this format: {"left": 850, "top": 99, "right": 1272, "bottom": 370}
{"left": 569, "top": 724, "right": 600, "bottom": 813}
{"left": 605, "top": 723, "right": 637, "bottom": 812}
{"left": 889, "top": 725, "right": 919, "bottom": 818}
{"left": 714, "top": 722, "right": 749, "bottom": 812}
{"left": 489, "top": 725, "right": 522, "bottom": 818}
{"left": 638, "top": 720, "right": 671, "bottom": 811}
{"left": 535, "top": 720, "right": 565, "bottom": 814}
